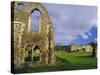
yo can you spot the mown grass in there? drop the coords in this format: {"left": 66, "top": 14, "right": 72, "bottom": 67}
{"left": 14, "top": 51, "right": 97, "bottom": 73}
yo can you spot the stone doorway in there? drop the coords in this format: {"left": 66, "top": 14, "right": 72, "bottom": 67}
{"left": 25, "top": 45, "right": 32, "bottom": 62}
{"left": 25, "top": 45, "right": 40, "bottom": 63}
{"left": 32, "top": 45, "right": 40, "bottom": 62}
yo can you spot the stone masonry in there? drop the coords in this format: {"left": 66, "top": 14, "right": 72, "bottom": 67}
{"left": 11, "top": 1, "right": 55, "bottom": 67}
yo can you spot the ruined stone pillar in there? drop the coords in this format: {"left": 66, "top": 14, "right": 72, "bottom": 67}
{"left": 40, "top": 47, "right": 48, "bottom": 65}
{"left": 48, "top": 40, "right": 55, "bottom": 64}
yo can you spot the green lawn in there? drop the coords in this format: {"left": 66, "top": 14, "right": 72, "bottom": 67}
{"left": 15, "top": 51, "right": 97, "bottom": 73}
{"left": 56, "top": 51, "right": 97, "bottom": 69}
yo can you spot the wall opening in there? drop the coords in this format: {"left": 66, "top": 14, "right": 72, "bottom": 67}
{"left": 30, "top": 9, "right": 40, "bottom": 31}
{"left": 25, "top": 45, "right": 32, "bottom": 62}
{"left": 16, "top": 3, "right": 24, "bottom": 9}
{"left": 25, "top": 45, "right": 40, "bottom": 62}
{"left": 32, "top": 45, "right": 40, "bottom": 61}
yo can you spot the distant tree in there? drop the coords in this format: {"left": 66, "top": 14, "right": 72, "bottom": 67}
{"left": 89, "top": 42, "right": 97, "bottom": 57}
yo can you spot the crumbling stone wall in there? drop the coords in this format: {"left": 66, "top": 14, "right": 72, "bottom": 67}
{"left": 70, "top": 44, "right": 93, "bottom": 52}
{"left": 11, "top": 21, "right": 25, "bottom": 65}
{"left": 11, "top": 1, "right": 55, "bottom": 67}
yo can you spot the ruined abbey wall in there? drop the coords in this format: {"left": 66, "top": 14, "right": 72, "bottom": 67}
{"left": 11, "top": 1, "right": 55, "bottom": 67}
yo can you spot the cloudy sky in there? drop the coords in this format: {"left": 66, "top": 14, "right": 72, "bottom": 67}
{"left": 30, "top": 3, "right": 97, "bottom": 46}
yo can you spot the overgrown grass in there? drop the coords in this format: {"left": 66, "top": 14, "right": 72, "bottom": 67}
{"left": 14, "top": 51, "right": 97, "bottom": 73}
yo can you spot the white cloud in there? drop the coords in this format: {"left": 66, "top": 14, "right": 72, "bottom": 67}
{"left": 94, "top": 38, "right": 97, "bottom": 42}
{"left": 88, "top": 19, "right": 97, "bottom": 26}
{"left": 88, "top": 32, "right": 92, "bottom": 36}
{"left": 42, "top": 3, "right": 97, "bottom": 45}
{"left": 81, "top": 33, "right": 88, "bottom": 39}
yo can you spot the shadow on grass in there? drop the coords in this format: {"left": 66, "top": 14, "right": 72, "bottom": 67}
{"left": 14, "top": 56, "right": 97, "bottom": 74}
{"left": 56, "top": 56, "right": 71, "bottom": 65}
{"left": 14, "top": 56, "right": 72, "bottom": 73}
{"left": 76, "top": 55, "right": 95, "bottom": 58}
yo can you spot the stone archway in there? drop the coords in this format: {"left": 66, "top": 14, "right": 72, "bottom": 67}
{"left": 11, "top": 1, "right": 55, "bottom": 67}
{"left": 25, "top": 44, "right": 41, "bottom": 63}
{"left": 29, "top": 9, "right": 41, "bottom": 31}
{"left": 32, "top": 45, "right": 40, "bottom": 62}
{"left": 24, "top": 44, "right": 32, "bottom": 62}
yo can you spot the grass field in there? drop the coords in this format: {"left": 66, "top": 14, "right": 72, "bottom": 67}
{"left": 15, "top": 51, "right": 97, "bottom": 73}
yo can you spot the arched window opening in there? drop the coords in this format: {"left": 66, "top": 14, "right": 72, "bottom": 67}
{"left": 32, "top": 45, "right": 40, "bottom": 61}
{"left": 25, "top": 45, "right": 32, "bottom": 62}
{"left": 30, "top": 9, "right": 40, "bottom": 31}
{"left": 25, "top": 45, "right": 40, "bottom": 62}
{"left": 16, "top": 3, "right": 24, "bottom": 9}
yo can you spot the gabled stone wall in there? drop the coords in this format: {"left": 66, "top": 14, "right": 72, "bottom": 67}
{"left": 11, "top": 1, "right": 55, "bottom": 67}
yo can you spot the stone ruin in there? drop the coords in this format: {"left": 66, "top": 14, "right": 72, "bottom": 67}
{"left": 11, "top": 1, "right": 55, "bottom": 67}
{"left": 70, "top": 44, "right": 93, "bottom": 52}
